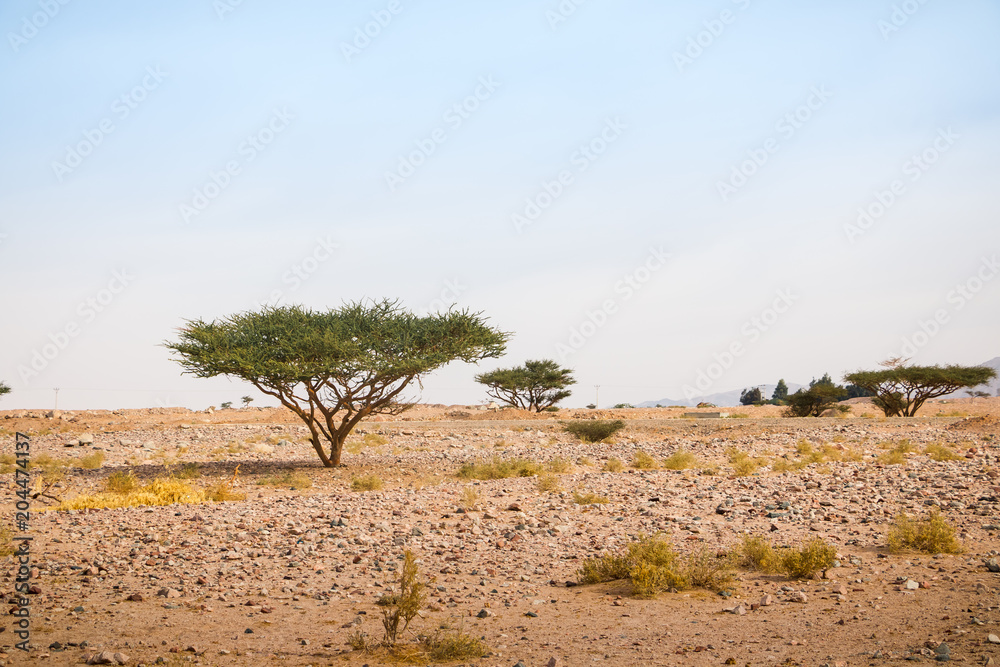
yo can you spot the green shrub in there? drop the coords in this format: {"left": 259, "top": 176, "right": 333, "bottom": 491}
{"left": 736, "top": 535, "right": 779, "bottom": 571}
{"left": 924, "top": 442, "right": 962, "bottom": 462}
{"left": 887, "top": 511, "right": 963, "bottom": 554}
{"left": 563, "top": 420, "right": 626, "bottom": 443}
{"left": 727, "top": 448, "right": 764, "bottom": 477}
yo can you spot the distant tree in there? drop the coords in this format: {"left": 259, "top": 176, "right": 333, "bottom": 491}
{"left": 771, "top": 379, "right": 788, "bottom": 402}
{"left": 740, "top": 387, "right": 763, "bottom": 406}
{"left": 613, "top": 403, "right": 635, "bottom": 409}
{"left": 475, "top": 359, "right": 575, "bottom": 412}
{"left": 585, "top": 403, "right": 597, "bottom": 410}
{"left": 785, "top": 384, "right": 848, "bottom": 417}
{"left": 845, "top": 384, "right": 874, "bottom": 399}
{"left": 220, "top": 401, "right": 233, "bottom": 409}
{"left": 0, "top": 381, "right": 10, "bottom": 398}
{"left": 810, "top": 373, "right": 835, "bottom": 388}
{"left": 966, "top": 390, "right": 991, "bottom": 399}
{"left": 166, "top": 301, "right": 509, "bottom": 467}
{"left": 844, "top": 363, "right": 997, "bottom": 417}
{"left": 241, "top": 396, "right": 254, "bottom": 408}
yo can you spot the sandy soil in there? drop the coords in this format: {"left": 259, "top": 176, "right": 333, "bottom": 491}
{"left": 2, "top": 399, "right": 999, "bottom": 666}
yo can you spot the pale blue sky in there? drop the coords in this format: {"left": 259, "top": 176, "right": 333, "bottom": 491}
{"left": 2, "top": 0, "right": 999, "bottom": 409}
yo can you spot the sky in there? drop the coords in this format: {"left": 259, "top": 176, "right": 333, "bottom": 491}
{"left": 1, "top": 0, "right": 999, "bottom": 411}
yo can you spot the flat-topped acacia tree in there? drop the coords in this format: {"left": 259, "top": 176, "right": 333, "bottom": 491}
{"left": 843, "top": 363, "right": 996, "bottom": 417}
{"left": 165, "top": 301, "right": 509, "bottom": 467}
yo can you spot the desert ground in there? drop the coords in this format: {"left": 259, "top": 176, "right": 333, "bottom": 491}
{"left": 2, "top": 398, "right": 1000, "bottom": 667}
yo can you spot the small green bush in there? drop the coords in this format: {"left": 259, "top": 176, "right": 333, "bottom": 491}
{"left": 563, "top": 420, "right": 626, "bottom": 443}
{"left": 736, "top": 535, "right": 779, "bottom": 571}
{"left": 778, "top": 538, "right": 837, "bottom": 579}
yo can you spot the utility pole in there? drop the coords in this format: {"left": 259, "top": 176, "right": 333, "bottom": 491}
{"left": 54, "top": 387, "right": 60, "bottom": 410}
{"left": 594, "top": 385, "right": 600, "bottom": 409}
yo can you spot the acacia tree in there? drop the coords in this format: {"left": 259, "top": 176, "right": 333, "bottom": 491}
{"left": 844, "top": 364, "right": 996, "bottom": 417}
{"left": 475, "top": 359, "right": 575, "bottom": 412}
{"left": 785, "top": 384, "right": 847, "bottom": 417}
{"left": 0, "top": 382, "right": 10, "bottom": 399}
{"left": 165, "top": 301, "right": 509, "bottom": 467}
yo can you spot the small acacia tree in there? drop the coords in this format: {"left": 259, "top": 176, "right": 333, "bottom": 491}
{"left": 844, "top": 363, "right": 996, "bottom": 417}
{"left": 165, "top": 301, "right": 509, "bottom": 467}
{"left": 785, "top": 383, "right": 847, "bottom": 417}
{"left": 0, "top": 382, "right": 10, "bottom": 399}
{"left": 475, "top": 359, "right": 575, "bottom": 412}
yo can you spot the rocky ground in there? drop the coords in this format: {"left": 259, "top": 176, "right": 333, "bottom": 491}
{"left": 1, "top": 399, "right": 1000, "bottom": 666}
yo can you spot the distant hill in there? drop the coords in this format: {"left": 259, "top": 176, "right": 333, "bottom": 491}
{"left": 638, "top": 382, "right": 806, "bottom": 408}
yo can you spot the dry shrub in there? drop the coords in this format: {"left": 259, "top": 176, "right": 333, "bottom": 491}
{"left": 663, "top": 449, "right": 697, "bottom": 470}
{"left": 924, "top": 442, "right": 962, "bottom": 462}
{"left": 458, "top": 486, "right": 479, "bottom": 510}
{"left": 0, "top": 524, "right": 14, "bottom": 559}
{"left": 563, "top": 420, "right": 625, "bottom": 443}
{"left": 572, "top": 490, "right": 609, "bottom": 505}
{"left": 778, "top": 538, "right": 836, "bottom": 579}
{"left": 887, "top": 510, "right": 963, "bottom": 554}
{"left": 351, "top": 474, "right": 384, "bottom": 492}
{"left": 377, "top": 550, "right": 425, "bottom": 645}
{"left": 603, "top": 458, "right": 624, "bottom": 473}
{"left": 545, "top": 457, "right": 570, "bottom": 473}
{"left": 77, "top": 452, "right": 105, "bottom": 469}
{"left": 205, "top": 466, "right": 246, "bottom": 501}
{"left": 105, "top": 471, "right": 139, "bottom": 494}
{"left": 536, "top": 473, "right": 561, "bottom": 493}
{"left": 577, "top": 456, "right": 594, "bottom": 467}
{"left": 173, "top": 462, "right": 202, "bottom": 479}
{"left": 457, "top": 457, "right": 541, "bottom": 480}
{"left": 727, "top": 448, "right": 764, "bottom": 477}
{"left": 420, "top": 626, "right": 486, "bottom": 661}
{"left": 257, "top": 471, "right": 312, "bottom": 489}
{"left": 737, "top": 534, "right": 779, "bottom": 571}
{"left": 578, "top": 534, "right": 733, "bottom": 597}
{"left": 56, "top": 478, "right": 207, "bottom": 511}
{"left": 631, "top": 450, "right": 658, "bottom": 470}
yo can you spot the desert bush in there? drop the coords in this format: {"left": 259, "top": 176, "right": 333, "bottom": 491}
{"left": 257, "top": 471, "right": 312, "bottom": 489}
{"left": 727, "top": 448, "right": 764, "bottom": 477}
{"left": 536, "top": 473, "right": 561, "bottom": 493}
{"left": 546, "top": 457, "right": 570, "bottom": 473}
{"left": 631, "top": 450, "right": 658, "bottom": 469}
{"left": 563, "top": 420, "right": 625, "bottom": 443}
{"left": 887, "top": 510, "right": 963, "bottom": 554}
{"left": 0, "top": 524, "right": 15, "bottom": 559}
{"left": 737, "top": 535, "right": 779, "bottom": 571}
{"left": 376, "top": 550, "right": 425, "bottom": 645}
{"left": 924, "top": 442, "right": 962, "bottom": 462}
{"left": 662, "top": 449, "right": 697, "bottom": 470}
{"left": 577, "top": 534, "right": 733, "bottom": 597}
{"left": 173, "top": 462, "right": 202, "bottom": 479}
{"left": 577, "top": 456, "right": 594, "bottom": 466}
{"left": 420, "top": 626, "right": 487, "bottom": 661}
{"left": 458, "top": 486, "right": 479, "bottom": 510}
{"left": 351, "top": 474, "right": 384, "bottom": 492}
{"left": 77, "top": 452, "right": 105, "bottom": 469}
{"left": 456, "top": 457, "right": 542, "bottom": 480}
{"left": 105, "top": 471, "right": 139, "bottom": 494}
{"left": 603, "top": 458, "right": 624, "bottom": 473}
{"left": 572, "top": 490, "right": 609, "bottom": 505}
{"left": 55, "top": 475, "right": 242, "bottom": 511}
{"left": 778, "top": 538, "right": 836, "bottom": 579}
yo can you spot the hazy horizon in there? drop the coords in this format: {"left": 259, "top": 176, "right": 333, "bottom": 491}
{"left": 2, "top": 1, "right": 998, "bottom": 411}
